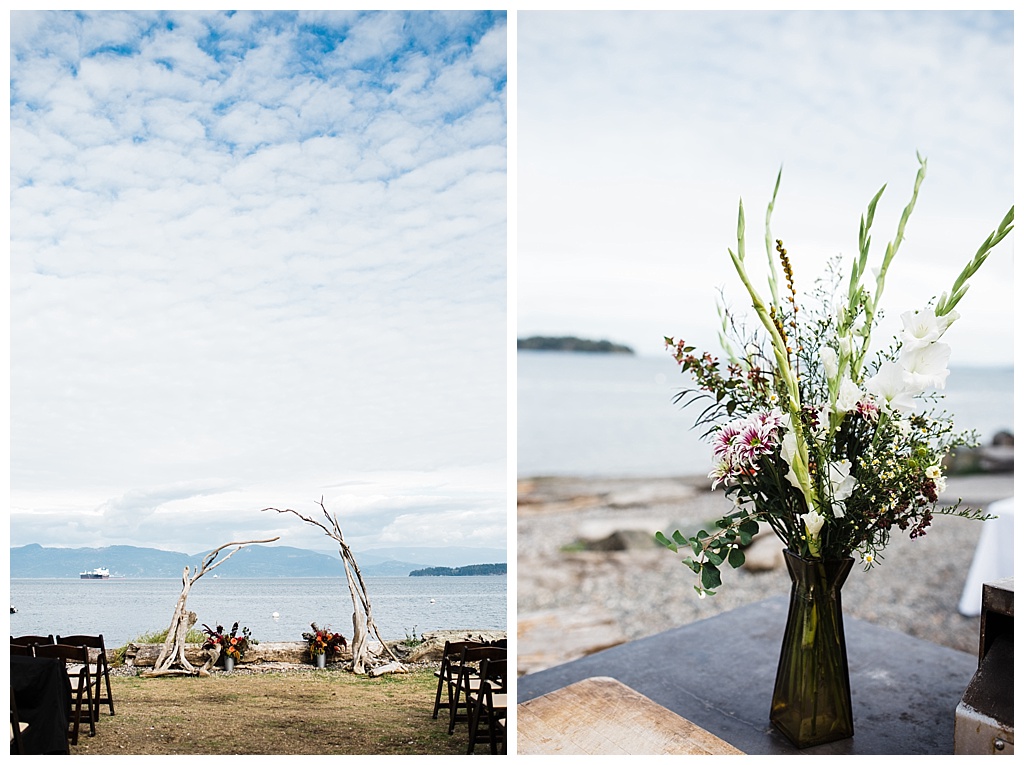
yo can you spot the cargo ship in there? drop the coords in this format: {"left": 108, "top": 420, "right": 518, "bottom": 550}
{"left": 80, "top": 567, "right": 111, "bottom": 580}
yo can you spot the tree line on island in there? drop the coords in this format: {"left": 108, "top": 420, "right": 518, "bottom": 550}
{"left": 408, "top": 563, "right": 506, "bottom": 577}
{"left": 517, "top": 335, "right": 634, "bottom": 354}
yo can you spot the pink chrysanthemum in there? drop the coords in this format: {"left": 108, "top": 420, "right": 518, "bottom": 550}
{"left": 711, "top": 421, "right": 744, "bottom": 460}
{"left": 734, "top": 420, "right": 777, "bottom": 463}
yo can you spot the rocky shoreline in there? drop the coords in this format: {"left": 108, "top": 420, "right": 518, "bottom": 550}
{"left": 517, "top": 472, "right": 1013, "bottom": 675}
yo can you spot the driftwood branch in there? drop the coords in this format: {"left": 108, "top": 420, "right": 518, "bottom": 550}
{"left": 142, "top": 536, "right": 280, "bottom": 678}
{"left": 263, "top": 500, "right": 401, "bottom": 673}
{"left": 199, "top": 537, "right": 282, "bottom": 578}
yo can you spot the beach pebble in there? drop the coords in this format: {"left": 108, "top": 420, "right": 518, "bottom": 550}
{"left": 518, "top": 473, "right": 1014, "bottom": 674}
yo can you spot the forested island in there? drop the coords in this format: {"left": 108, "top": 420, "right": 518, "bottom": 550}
{"left": 517, "top": 335, "right": 634, "bottom": 354}
{"left": 408, "top": 563, "right": 506, "bottom": 577}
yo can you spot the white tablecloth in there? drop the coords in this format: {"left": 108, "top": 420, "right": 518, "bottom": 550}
{"left": 958, "top": 496, "right": 1014, "bottom": 617}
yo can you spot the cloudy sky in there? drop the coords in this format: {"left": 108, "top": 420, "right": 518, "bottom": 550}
{"left": 518, "top": 10, "right": 1014, "bottom": 365}
{"left": 10, "top": 10, "right": 507, "bottom": 555}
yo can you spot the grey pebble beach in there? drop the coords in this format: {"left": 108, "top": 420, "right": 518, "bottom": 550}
{"left": 517, "top": 472, "right": 1013, "bottom": 673}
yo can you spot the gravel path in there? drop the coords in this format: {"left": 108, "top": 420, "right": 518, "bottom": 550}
{"left": 518, "top": 473, "right": 1013, "bottom": 660}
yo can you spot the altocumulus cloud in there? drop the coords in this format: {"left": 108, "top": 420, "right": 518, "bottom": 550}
{"left": 10, "top": 10, "right": 507, "bottom": 555}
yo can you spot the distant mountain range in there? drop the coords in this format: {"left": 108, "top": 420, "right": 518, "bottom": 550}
{"left": 9, "top": 543, "right": 506, "bottom": 579}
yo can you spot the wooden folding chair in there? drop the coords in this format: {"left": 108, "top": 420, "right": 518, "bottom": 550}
{"left": 10, "top": 635, "right": 55, "bottom": 648}
{"left": 10, "top": 686, "right": 28, "bottom": 755}
{"left": 466, "top": 657, "right": 507, "bottom": 754}
{"left": 432, "top": 640, "right": 484, "bottom": 720}
{"left": 33, "top": 644, "right": 98, "bottom": 745}
{"left": 448, "top": 645, "right": 506, "bottom": 735}
{"left": 57, "top": 634, "right": 115, "bottom": 717}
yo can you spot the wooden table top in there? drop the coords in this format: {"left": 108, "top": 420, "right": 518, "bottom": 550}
{"left": 517, "top": 676, "right": 744, "bottom": 755}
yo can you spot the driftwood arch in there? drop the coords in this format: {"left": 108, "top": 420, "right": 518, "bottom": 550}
{"left": 141, "top": 537, "right": 279, "bottom": 678}
{"left": 264, "top": 499, "right": 399, "bottom": 674}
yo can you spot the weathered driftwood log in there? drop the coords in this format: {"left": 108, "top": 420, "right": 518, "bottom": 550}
{"left": 126, "top": 634, "right": 509, "bottom": 669}
{"left": 400, "top": 630, "right": 508, "bottom": 663}
{"left": 129, "top": 642, "right": 352, "bottom": 667}
{"left": 368, "top": 661, "right": 407, "bottom": 677}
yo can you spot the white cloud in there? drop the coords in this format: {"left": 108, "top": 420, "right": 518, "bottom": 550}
{"left": 517, "top": 11, "right": 1013, "bottom": 363}
{"left": 10, "top": 10, "right": 507, "bottom": 555}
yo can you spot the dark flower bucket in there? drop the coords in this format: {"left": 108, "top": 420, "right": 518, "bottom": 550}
{"left": 770, "top": 550, "right": 854, "bottom": 748}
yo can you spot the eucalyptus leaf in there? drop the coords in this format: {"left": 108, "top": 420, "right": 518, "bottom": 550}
{"left": 728, "top": 547, "right": 746, "bottom": 568}
{"left": 701, "top": 564, "right": 722, "bottom": 591}
{"left": 654, "top": 531, "right": 676, "bottom": 552}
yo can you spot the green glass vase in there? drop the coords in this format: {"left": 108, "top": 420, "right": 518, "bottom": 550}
{"left": 770, "top": 550, "right": 855, "bottom": 748}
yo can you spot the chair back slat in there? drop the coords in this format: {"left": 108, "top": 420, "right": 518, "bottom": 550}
{"left": 33, "top": 643, "right": 88, "bottom": 664}
{"left": 56, "top": 634, "right": 106, "bottom": 665}
{"left": 479, "top": 656, "right": 507, "bottom": 688}
{"left": 11, "top": 634, "right": 55, "bottom": 647}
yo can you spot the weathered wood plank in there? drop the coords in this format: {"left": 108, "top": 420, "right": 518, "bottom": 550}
{"left": 517, "top": 676, "right": 744, "bottom": 755}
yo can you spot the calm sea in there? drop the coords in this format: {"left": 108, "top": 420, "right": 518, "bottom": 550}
{"left": 518, "top": 350, "right": 1014, "bottom": 478}
{"left": 8, "top": 576, "right": 506, "bottom": 649}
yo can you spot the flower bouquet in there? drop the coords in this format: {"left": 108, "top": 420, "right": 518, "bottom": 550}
{"left": 202, "top": 622, "right": 257, "bottom": 663}
{"left": 302, "top": 622, "right": 347, "bottom": 660}
{"left": 657, "top": 155, "right": 1012, "bottom": 747}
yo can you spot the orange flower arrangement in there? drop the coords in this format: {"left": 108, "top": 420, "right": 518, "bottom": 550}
{"left": 302, "top": 622, "right": 347, "bottom": 658}
{"left": 202, "top": 622, "right": 256, "bottom": 661}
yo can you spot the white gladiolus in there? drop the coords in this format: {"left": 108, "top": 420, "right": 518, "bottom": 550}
{"left": 835, "top": 376, "right": 863, "bottom": 414}
{"left": 865, "top": 361, "right": 917, "bottom": 412}
{"left": 801, "top": 509, "right": 826, "bottom": 557}
{"left": 828, "top": 459, "right": 857, "bottom": 518}
{"left": 900, "top": 342, "right": 951, "bottom": 391}
{"left": 780, "top": 427, "right": 801, "bottom": 489}
{"left": 801, "top": 509, "right": 825, "bottom": 538}
{"left": 900, "top": 308, "right": 959, "bottom": 351}
{"left": 822, "top": 347, "right": 839, "bottom": 381}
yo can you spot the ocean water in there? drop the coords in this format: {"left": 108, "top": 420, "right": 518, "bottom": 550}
{"left": 517, "top": 350, "right": 1014, "bottom": 478}
{"left": 8, "top": 576, "right": 507, "bottom": 649}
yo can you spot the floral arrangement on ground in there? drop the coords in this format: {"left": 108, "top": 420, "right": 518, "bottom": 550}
{"left": 658, "top": 155, "right": 1013, "bottom": 597}
{"left": 303, "top": 622, "right": 348, "bottom": 658}
{"left": 202, "top": 622, "right": 257, "bottom": 661}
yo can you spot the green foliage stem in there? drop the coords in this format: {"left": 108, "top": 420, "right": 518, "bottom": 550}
{"left": 936, "top": 205, "right": 1014, "bottom": 317}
